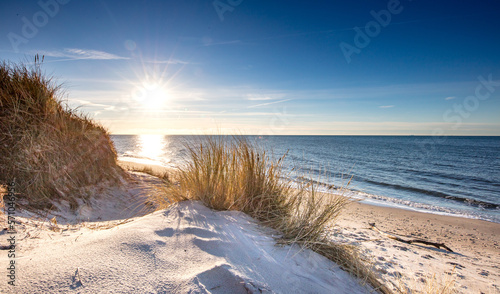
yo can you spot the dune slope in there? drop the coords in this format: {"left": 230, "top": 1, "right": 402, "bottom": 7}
{"left": 1, "top": 201, "right": 370, "bottom": 293}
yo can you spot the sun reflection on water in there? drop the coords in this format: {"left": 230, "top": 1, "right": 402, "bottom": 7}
{"left": 136, "top": 134, "right": 167, "bottom": 162}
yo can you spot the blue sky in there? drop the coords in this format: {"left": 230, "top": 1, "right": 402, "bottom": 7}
{"left": 1, "top": 0, "right": 499, "bottom": 135}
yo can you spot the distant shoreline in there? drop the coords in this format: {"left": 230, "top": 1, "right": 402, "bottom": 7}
{"left": 112, "top": 134, "right": 500, "bottom": 137}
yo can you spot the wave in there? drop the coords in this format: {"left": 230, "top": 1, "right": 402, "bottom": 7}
{"left": 361, "top": 178, "right": 499, "bottom": 210}
{"left": 294, "top": 175, "right": 500, "bottom": 211}
{"left": 289, "top": 176, "right": 499, "bottom": 223}
{"left": 353, "top": 191, "right": 500, "bottom": 223}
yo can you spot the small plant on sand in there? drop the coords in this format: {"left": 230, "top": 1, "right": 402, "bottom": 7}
{"left": 159, "top": 135, "right": 390, "bottom": 293}
{"left": 0, "top": 56, "right": 125, "bottom": 210}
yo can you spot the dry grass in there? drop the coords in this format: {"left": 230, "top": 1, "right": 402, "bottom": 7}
{"left": 125, "top": 165, "right": 171, "bottom": 183}
{"left": 0, "top": 56, "right": 125, "bottom": 210}
{"left": 418, "top": 274, "right": 457, "bottom": 294}
{"left": 124, "top": 165, "right": 174, "bottom": 210}
{"left": 159, "top": 135, "right": 390, "bottom": 293}
{"left": 395, "top": 271, "right": 458, "bottom": 294}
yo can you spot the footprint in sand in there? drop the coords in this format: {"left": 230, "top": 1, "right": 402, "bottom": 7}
{"left": 393, "top": 245, "right": 409, "bottom": 251}
{"left": 155, "top": 228, "right": 174, "bottom": 237}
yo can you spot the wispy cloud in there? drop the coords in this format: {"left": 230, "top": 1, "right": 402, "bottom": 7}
{"left": 248, "top": 98, "right": 292, "bottom": 108}
{"left": 379, "top": 105, "right": 395, "bottom": 108}
{"left": 248, "top": 97, "right": 273, "bottom": 101}
{"left": 445, "top": 96, "right": 456, "bottom": 100}
{"left": 247, "top": 96, "right": 273, "bottom": 101}
{"left": 247, "top": 93, "right": 286, "bottom": 101}
{"left": 37, "top": 48, "right": 129, "bottom": 61}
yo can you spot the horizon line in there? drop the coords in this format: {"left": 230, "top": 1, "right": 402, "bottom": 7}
{"left": 110, "top": 133, "right": 500, "bottom": 137}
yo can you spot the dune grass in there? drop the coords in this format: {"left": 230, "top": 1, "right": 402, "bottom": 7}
{"left": 157, "top": 135, "right": 391, "bottom": 293}
{"left": 0, "top": 56, "right": 125, "bottom": 210}
{"left": 124, "top": 165, "right": 171, "bottom": 183}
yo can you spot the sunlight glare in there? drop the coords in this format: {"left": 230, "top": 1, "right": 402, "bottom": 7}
{"left": 137, "top": 134, "right": 165, "bottom": 161}
{"left": 133, "top": 81, "right": 169, "bottom": 109}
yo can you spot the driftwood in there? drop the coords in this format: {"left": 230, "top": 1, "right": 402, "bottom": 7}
{"left": 368, "top": 223, "right": 454, "bottom": 252}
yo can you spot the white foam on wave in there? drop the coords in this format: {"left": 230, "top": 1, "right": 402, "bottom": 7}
{"left": 343, "top": 189, "right": 500, "bottom": 223}
{"left": 295, "top": 180, "right": 500, "bottom": 223}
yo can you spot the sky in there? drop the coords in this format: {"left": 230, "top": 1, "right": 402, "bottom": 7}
{"left": 1, "top": 0, "right": 499, "bottom": 135}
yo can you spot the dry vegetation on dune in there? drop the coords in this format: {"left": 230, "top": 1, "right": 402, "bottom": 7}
{"left": 0, "top": 56, "right": 125, "bottom": 210}
{"left": 155, "top": 136, "right": 391, "bottom": 293}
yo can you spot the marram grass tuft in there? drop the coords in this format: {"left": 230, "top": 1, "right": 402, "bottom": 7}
{"left": 158, "top": 135, "right": 391, "bottom": 293}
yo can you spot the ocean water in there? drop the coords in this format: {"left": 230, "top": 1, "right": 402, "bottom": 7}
{"left": 111, "top": 135, "right": 500, "bottom": 223}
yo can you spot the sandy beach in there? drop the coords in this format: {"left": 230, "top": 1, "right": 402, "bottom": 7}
{"left": 1, "top": 161, "right": 499, "bottom": 293}
{"left": 333, "top": 202, "right": 500, "bottom": 293}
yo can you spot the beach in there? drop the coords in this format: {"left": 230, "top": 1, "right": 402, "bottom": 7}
{"left": 334, "top": 201, "right": 500, "bottom": 293}
{"left": 1, "top": 3, "right": 498, "bottom": 292}
{"left": 1, "top": 160, "right": 499, "bottom": 293}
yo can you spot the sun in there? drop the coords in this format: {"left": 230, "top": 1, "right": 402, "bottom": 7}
{"left": 132, "top": 80, "right": 169, "bottom": 109}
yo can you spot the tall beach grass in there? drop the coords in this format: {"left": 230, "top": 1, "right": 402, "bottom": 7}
{"left": 158, "top": 135, "right": 391, "bottom": 293}
{"left": 0, "top": 56, "right": 125, "bottom": 210}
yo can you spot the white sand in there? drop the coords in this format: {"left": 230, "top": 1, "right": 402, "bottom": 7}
{"left": 332, "top": 202, "right": 500, "bottom": 293}
{"left": 0, "top": 172, "right": 371, "bottom": 293}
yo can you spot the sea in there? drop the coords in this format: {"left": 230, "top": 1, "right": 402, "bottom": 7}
{"left": 111, "top": 135, "right": 500, "bottom": 224}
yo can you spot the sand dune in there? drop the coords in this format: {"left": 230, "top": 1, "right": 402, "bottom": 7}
{"left": 3, "top": 167, "right": 499, "bottom": 293}
{"left": 0, "top": 173, "right": 370, "bottom": 293}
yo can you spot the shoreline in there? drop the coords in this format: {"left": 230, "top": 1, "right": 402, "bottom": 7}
{"left": 357, "top": 197, "right": 500, "bottom": 225}
{"left": 118, "top": 155, "right": 500, "bottom": 225}
{"left": 118, "top": 157, "right": 500, "bottom": 224}
{"left": 118, "top": 159, "right": 500, "bottom": 292}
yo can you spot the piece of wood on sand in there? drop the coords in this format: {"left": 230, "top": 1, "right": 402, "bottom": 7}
{"left": 368, "top": 223, "right": 454, "bottom": 252}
